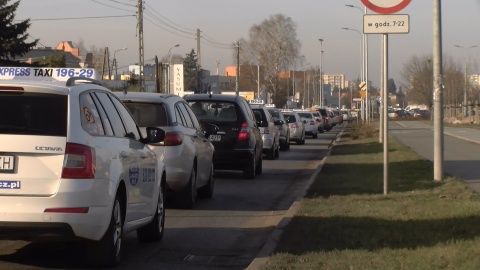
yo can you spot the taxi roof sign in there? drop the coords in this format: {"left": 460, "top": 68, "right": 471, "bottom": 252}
{"left": 0, "top": 67, "right": 101, "bottom": 81}
{"left": 249, "top": 99, "right": 265, "bottom": 105}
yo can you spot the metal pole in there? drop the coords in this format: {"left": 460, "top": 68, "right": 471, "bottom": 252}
{"left": 382, "top": 34, "right": 389, "bottom": 195}
{"left": 364, "top": 7, "right": 369, "bottom": 123}
{"left": 319, "top": 39, "right": 324, "bottom": 107}
{"left": 433, "top": 0, "right": 444, "bottom": 182}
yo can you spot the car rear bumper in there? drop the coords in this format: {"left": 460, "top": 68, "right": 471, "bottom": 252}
{"left": 0, "top": 179, "right": 113, "bottom": 241}
{"left": 213, "top": 149, "right": 255, "bottom": 170}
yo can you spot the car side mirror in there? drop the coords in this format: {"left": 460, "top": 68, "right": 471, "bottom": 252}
{"left": 203, "top": 123, "right": 219, "bottom": 137}
{"left": 145, "top": 127, "right": 165, "bottom": 144}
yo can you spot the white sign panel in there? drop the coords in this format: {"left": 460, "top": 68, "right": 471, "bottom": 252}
{"left": 172, "top": 64, "right": 184, "bottom": 97}
{"left": 364, "top": 14, "right": 409, "bottom": 34}
{"left": 0, "top": 67, "right": 100, "bottom": 81}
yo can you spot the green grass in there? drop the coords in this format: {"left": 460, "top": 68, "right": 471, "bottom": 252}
{"left": 261, "top": 134, "right": 480, "bottom": 270}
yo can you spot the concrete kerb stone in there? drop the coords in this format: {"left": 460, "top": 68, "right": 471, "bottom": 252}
{"left": 246, "top": 128, "right": 345, "bottom": 270}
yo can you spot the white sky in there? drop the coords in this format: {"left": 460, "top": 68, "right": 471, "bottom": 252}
{"left": 15, "top": 0, "right": 480, "bottom": 89}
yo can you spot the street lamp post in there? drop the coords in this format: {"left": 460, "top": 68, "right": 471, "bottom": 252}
{"left": 346, "top": 4, "right": 369, "bottom": 122}
{"left": 166, "top": 44, "right": 180, "bottom": 94}
{"left": 303, "top": 63, "right": 310, "bottom": 109}
{"left": 113, "top": 47, "right": 128, "bottom": 80}
{"left": 454, "top": 44, "right": 477, "bottom": 117}
{"left": 318, "top": 39, "right": 324, "bottom": 107}
{"left": 342, "top": 27, "right": 364, "bottom": 119}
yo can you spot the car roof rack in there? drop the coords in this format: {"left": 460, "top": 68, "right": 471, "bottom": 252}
{"left": 66, "top": 77, "right": 104, "bottom": 87}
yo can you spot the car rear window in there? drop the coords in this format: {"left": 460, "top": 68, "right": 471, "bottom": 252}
{"left": 124, "top": 102, "right": 168, "bottom": 127}
{"left": 297, "top": 112, "right": 313, "bottom": 119}
{"left": 283, "top": 114, "right": 296, "bottom": 123}
{"left": 188, "top": 101, "right": 238, "bottom": 122}
{"left": 0, "top": 92, "right": 67, "bottom": 136}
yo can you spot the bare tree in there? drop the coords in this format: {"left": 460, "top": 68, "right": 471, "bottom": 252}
{"left": 238, "top": 14, "right": 300, "bottom": 101}
{"left": 401, "top": 54, "right": 463, "bottom": 108}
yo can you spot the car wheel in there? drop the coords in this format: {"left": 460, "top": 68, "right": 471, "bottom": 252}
{"left": 266, "top": 145, "right": 275, "bottom": 160}
{"left": 274, "top": 142, "right": 280, "bottom": 158}
{"left": 320, "top": 127, "right": 325, "bottom": 133}
{"left": 313, "top": 133, "right": 318, "bottom": 139}
{"left": 137, "top": 184, "right": 165, "bottom": 242}
{"left": 243, "top": 155, "right": 256, "bottom": 179}
{"left": 179, "top": 166, "right": 196, "bottom": 209}
{"left": 88, "top": 193, "right": 123, "bottom": 267}
{"left": 198, "top": 162, "right": 214, "bottom": 198}
{"left": 255, "top": 155, "right": 263, "bottom": 175}
{"left": 280, "top": 140, "right": 287, "bottom": 151}
{"left": 301, "top": 134, "right": 306, "bottom": 145}
{"left": 285, "top": 135, "right": 290, "bottom": 150}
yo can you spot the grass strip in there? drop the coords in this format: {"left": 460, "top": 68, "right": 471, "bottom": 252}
{"left": 262, "top": 135, "right": 480, "bottom": 270}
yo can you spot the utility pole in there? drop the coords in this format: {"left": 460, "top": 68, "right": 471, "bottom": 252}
{"left": 196, "top": 29, "right": 201, "bottom": 93}
{"left": 102, "top": 47, "right": 110, "bottom": 80}
{"left": 137, "top": 0, "right": 145, "bottom": 91}
{"left": 235, "top": 42, "right": 240, "bottom": 96}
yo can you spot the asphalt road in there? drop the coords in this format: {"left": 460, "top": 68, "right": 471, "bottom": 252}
{"left": 390, "top": 121, "right": 480, "bottom": 193}
{"left": 0, "top": 126, "right": 342, "bottom": 270}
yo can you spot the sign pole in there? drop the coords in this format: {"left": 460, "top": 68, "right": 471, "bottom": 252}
{"left": 382, "top": 33, "right": 389, "bottom": 195}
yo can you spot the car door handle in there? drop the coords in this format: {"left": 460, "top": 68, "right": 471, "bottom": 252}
{"left": 119, "top": 151, "right": 129, "bottom": 158}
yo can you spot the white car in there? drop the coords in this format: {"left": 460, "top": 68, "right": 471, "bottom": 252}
{"left": 0, "top": 67, "right": 166, "bottom": 267}
{"left": 295, "top": 110, "right": 319, "bottom": 138}
{"left": 114, "top": 92, "right": 218, "bottom": 209}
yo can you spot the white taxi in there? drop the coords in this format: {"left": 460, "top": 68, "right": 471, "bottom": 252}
{"left": 0, "top": 67, "right": 166, "bottom": 267}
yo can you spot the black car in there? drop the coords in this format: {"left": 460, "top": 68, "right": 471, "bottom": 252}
{"left": 184, "top": 94, "right": 263, "bottom": 179}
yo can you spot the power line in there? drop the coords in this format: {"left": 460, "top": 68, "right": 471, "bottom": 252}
{"left": 144, "top": 3, "right": 195, "bottom": 32}
{"left": 91, "top": 0, "right": 136, "bottom": 12}
{"left": 26, "top": 15, "right": 135, "bottom": 21}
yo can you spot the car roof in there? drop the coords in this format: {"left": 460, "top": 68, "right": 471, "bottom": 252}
{"left": 114, "top": 91, "right": 183, "bottom": 103}
{"left": 183, "top": 94, "right": 245, "bottom": 102}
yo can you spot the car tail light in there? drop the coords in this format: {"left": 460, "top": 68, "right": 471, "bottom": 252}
{"left": 61, "top": 143, "right": 95, "bottom": 179}
{"left": 237, "top": 122, "right": 250, "bottom": 141}
{"left": 0, "top": 86, "right": 24, "bottom": 91}
{"left": 291, "top": 123, "right": 299, "bottom": 128}
{"left": 163, "top": 132, "right": 184, "bottom": 146}
{"left": 44, "top": 207, "right": 89, "bottom": 213}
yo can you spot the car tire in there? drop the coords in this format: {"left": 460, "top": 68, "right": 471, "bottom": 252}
{"left": 301, "top": 134, "right": 306, "bottom": 145}
{"left": 313, "top": 133, "right": 318, "bottom": 139}
{"left": 274, "top": 143, "right": 280, "bottom": 158}
{"left": 243, "top": 156, "right": 256, "bottom": 179}
{"left": 198, "top": 162, "right": 214, "bottom": 198}
{"left": 266, "top": 145, "right": 275, "bottom": 160}
{"left": 320, "top": 127, "right": 325, "bottom": 133}
{"left": 87, "top": 193, "right": 123, "bottom": 267}
{"left": 137, "top": 184, "right": 165, "bottom": 242}
{"left": 255, "top": 155, "right": 263, "bottom": 175}
{"left": 179, "top": 167, "right": 196, "bottom": 209}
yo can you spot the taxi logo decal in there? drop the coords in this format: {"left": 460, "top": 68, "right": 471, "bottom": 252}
{"left": 129, "top": 164, "right": 139, "bottom": 186}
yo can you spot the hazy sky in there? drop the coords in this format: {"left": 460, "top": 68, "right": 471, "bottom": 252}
{"left": 15, "top": 0, "right": 480, "bottom": 89}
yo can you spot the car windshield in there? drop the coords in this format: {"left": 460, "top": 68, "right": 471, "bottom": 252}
{"left": 188, "top": 101, "right": 237, "bottom": 122}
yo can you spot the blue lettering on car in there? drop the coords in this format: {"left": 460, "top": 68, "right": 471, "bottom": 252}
{"left": 0, "top": 181, "right": 21, "bottom": 189}
{"left": 129, "top": 164, "right": 139, "bottom": 186}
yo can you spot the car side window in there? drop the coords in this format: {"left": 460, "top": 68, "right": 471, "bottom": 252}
{"left": 183, "top": 102, "right": 201, "bottom": 130}
{"left": 241, "top": 99, "right": 255, "bottom": 122}
{"left": 94, "top": 92, "right": 128, "bottom": 138}
{"left": 177, "top": 102, "right": 194, "bottom": 128}
{"left": 110, "top": 94, "right": 141, "bottom": 140}
{"left": 79, "top": 92, "right": 105, "bottom": 136}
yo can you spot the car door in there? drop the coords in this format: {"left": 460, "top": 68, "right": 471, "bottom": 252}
{"left": 94, "top": 92, "right": 158, "bottom": 222}
{"left": 177, "top": 102, "right": 212, "bottom": 186}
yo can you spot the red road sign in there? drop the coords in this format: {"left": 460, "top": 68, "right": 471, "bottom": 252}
{"left": 360, "top": 0, "right": 411, "bottom": 14}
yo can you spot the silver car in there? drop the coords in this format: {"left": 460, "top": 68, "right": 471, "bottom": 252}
{"left": 282, "top": 110, "right": 306, "bottom": 145}
{"left": 295, "top": 110, "right": 319, "bottom": 138}
{"left": 115, "top": 92, "right": 218, "bottom": 209}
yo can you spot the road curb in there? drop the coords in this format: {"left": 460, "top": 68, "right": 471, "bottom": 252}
{"left": 246, "top": 128, "right": 344, "bottom": 270}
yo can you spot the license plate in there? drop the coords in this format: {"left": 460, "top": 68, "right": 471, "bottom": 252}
{"left": 0, "top": 155, "right": 14, "bottom": 173}
{"left": 209, "top": 135, "right": 221, "bottom": 142}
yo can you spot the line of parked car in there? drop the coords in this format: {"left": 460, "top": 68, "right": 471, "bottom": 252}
{"left": 0, "top": 66, "right": 347, "bottom": 267}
